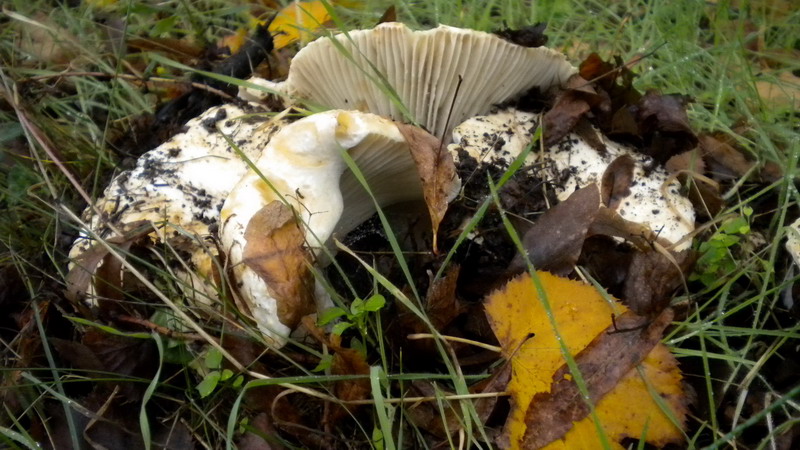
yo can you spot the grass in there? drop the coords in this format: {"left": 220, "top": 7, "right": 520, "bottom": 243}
{"left": 1, "top": 0, "right": 799, "bottom": 448}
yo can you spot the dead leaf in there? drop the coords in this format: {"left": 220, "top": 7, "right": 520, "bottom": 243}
{"left": 665, "top": 149, "right": 706, "bottom": 175}
{"left": 268, "top": 1, "right": 333, "bottom": 50}
{"left": 243, "top": 201, "right": 316, "bottom": 329}
{"left": 484, "top": 272, "right": 688, "bottom": 450}
{"left": 405, "top": 363, "right": 512, "bottom": 441}
{"left": 397, "top": 123, "right": 458, "bottom": 253}
{"left": 521, "top": 309, "right": 673, "bottom": 448}
{"left": 494, "top": 23, "right": 549, "bottom": 48}
{"left": 635, "top": 90, "right": 698, "bottom": 164}
{"left": 327, "top": 339, "right": 371, "bottom": 426}
{"left": 543, "top": 75, "right": 602, "bottom": 147}
{"left": 600, "top": 154, "right": 635, "bottom": 210}
{"left": 508, "top": 184, "right": 602, "bottom": 276}
{"left": 17, "top": 13, "right": 79, "bottom": 66}
{"left": 755, "top": 70, "right": 800, "bottom": 110}
{"left": 425, "top": 265, "right": 465, "bottom": 330}
{"left": 699, "top": 133, "right": 754, "bottom": 179}
{"left": 622, "top": 248, "right": 695, "bottom": 317}
{"left": 376, "top": 6, "right": 397, "bottom": 24}
{"left": 66, "top": 222, "right": 152, "bottom": 318}
{"left": 588, "top": 206, "right": 657, "bottom": 252}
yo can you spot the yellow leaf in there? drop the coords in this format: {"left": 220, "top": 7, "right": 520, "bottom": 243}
{"left": 268, "top": 1, "right": 332, "bottom": 50}
{"left": 484, "top": 272, "right": 687, "bottom": 449}
{"left": 218, "top": 27, "right": 249, "bottom": 54}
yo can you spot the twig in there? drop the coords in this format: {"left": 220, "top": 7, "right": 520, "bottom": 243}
{"left": 27, "top": 71, "right": 234, "bottom": 101}
{"left": 116, "top": 314, "right": 206, "bottom": 341}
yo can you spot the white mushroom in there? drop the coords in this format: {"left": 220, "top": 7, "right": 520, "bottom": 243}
{"left": 220, "top": 110, "right": 453, "bottom": 344}
{"left": 69, "top": 104, "right": 286, "bottom": 304}
{"left": 448, "top": 108, "right": 696, "bottom": 250}
{"left": 246, "top": 23, "right": 576, "bottom": 140}
{"left": 786, "top": 218, "right": 800, "bottom": 268}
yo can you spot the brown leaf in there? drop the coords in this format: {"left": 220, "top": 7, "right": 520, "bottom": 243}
{"left": 326, "top": 346, "right": 370, "bottom": 426}
{"left": 699, "top": 133, "right": 754, "bottom": 179}
{"left": 377, "top": 5, "right": 397, "bottom": 24}
{"left": 579, "top": 53, "right": 642, "bottom": 133}
{"left": 405, "top": 363, "right": 512, "bottom": 440}
{"left": 396, "top": 123, "right": 459, "bottom": 253}
{"left": 243, "top": 201, "right": 316, "bottom": 329}
{"left": 520, "top": 309, "right": 674, "bottom": 449}
{"left": 665, "top": 149, "right": 723, "bottom": 218}
{"left": 622, "top": 248, "right": 695, "bottom": 317}
{"left": 600, "top": 154, "right": 635, "bottom": 210}
{"left": 508, "top": 184, "right": 602, "bottom": 276}
{"left": 543, "top": 75, "right": 600, "bottom": 147}
{"left": 665, "top": 149, "right": 706, "bottom": 175}
{"left": 425, "top": 265, "right": 465, "bottom": 330}
{"left": 66, "top": 222, "right": 152, "bottom": 318}
{"left": 588, "top": 206, "right": 657, "bottom": 252}
{"left": 494, "top": 23, "right": 549, "bottom": 48}
{"left": 636, "top": 90, "right": 698, "bottom": 163}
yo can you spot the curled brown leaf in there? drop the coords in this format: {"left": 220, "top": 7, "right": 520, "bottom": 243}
{"left": 242, "top": 201, "right": 316, "bottom": 329}
{"left": 396, "top": 123, "right": 459, "bottom": 253}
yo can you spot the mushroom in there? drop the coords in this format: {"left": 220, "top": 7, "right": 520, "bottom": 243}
{"left": 69, "top": 104, "right": 286, "bottom": 304}
{"left": 244, "top": 22, "right": 576, "bottom": 140}
{"left": 448, "top": 108, "right": 696, "bottom": 250}
{"left": 220, "top": 109, "right": 455, "bottom": 344}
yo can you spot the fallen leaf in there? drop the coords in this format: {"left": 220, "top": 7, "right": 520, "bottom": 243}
{"left": 17, "top": 12, "right": 79, "bottom": 66}
{"left": 665, "top": 149, "right": 723, "bottom": 219}
{"left": 521, "top": 309, "right": 672, "bottom": 448}
{"left": 508, "top": 184, "right": 602, "bottom": 276}
{"left": 484, "top": 272, "right": 688, "bottom": 449}
{"left": 665, "top": 149, "right": 706, "bottom": 175}
{"left": 622, "top": 248, "right": 694, "bottom": 317}
{"left": 397, "top": 123, "right": 459, "bottom": 253}
{"left": 635, "top": 91, "right": 698, "bottom": 164}
{"left": 543, "top": 76, "right": 602, "bottom": 147}
{"left": 587, "top": 206, "right": 657, "bottom": 252}
{"left": 699, "top": 133, "right": 754, "bottom": 179}
{"left": 376, "top": 5, "right": 397, "bottom": 24}
{"left": 66, "top": 222, "right": 152, "bottom": 318}
{"left": 494, "top": 22, "right": 549, "bottom": 48}
{"left": 268, "top": 1, "right": 332, "bottom": 50}
{"left": 327, "top": 339, "right": 370, "bottom": 427}
{"left": 405, "top": 362, "right": 512, "bottom": 441}
{"left": 425, "top": 265, "right": 465, "bottom": 330}
{"left": 755, "top": 70, "right": 800, "bottom": 110}
{"left": 600, "top": 155, "right": 636, "bottom": 210}
{"left": 578, "top": 53, "right": 641, "bottom": 136}
{"left": 243, "top": 201, "right": 316, "bottom": 329}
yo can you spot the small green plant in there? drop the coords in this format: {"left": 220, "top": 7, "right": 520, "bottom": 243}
{"left": 318, "top": 293, "right": 386, "bottom": 336}
{"left": 691, "top": 207, "right": 753, "bottom": 287}
{"left": 195, "top": 347, "right": 244, "bottom": 398}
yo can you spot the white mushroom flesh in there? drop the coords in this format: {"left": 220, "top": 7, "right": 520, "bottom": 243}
{"left": 448, "top": 108, "right": 696, "bottom": 250}
{"left": 220, "top": 110, "right": 440, "bottom": 344}
{"left": 786, "top": 218, "right": 800, "bottom": 268}
{"left": 69, "top": 104, "right": 285, "bottom": 303}
{"left": 285, "top": 23, "right": 576, "bottom": 139}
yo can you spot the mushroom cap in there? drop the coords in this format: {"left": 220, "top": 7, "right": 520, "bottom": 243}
{"left": 220, "top": 109, "right": 447, "bottom": 344}
{"left": 284, "top": 23, "right": 576, "bottom": 140}
{"left": 448, "top": 108, "right": 696, "bottom": 250}
{"left": 69, "top": 104, "right": 285, "bottom": 303}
